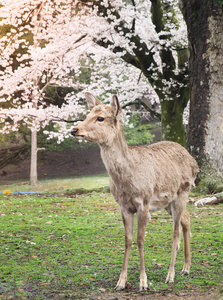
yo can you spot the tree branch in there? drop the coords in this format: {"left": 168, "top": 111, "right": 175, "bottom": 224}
{"left": 87, "top": 0, "right": 165, "bottom": 99}
{"left": 122, "top": 99, "right": 161, "bottom": 120}
{"left": 95, "top": 38, "right": 141, "bottom": 69}
{"left": 151, "top": 0, "right": 176, "bottom": 78}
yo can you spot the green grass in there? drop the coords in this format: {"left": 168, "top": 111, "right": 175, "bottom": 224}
{"left": 0, "top": 174, "right": 109, "bottom": 193}
{"left": 0, "top": 177, "right": 222, "bottom": 299}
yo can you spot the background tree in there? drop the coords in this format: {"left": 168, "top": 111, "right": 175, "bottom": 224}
{"left": 180, "top": 0, "right": 223, "bottom": 176}
{"left": 0, "top": 0, "right": 85, "bottom": 185}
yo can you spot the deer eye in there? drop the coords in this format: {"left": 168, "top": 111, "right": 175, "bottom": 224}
{"left": 97, "top": 117, "right": 104, "bottom": 122}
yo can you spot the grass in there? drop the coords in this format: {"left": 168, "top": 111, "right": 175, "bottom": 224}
{"left": 0, "top": 176, "right": 223, "bottom": 299}
{"left": 0, "top": 174, "right": 109, "bottom": 193}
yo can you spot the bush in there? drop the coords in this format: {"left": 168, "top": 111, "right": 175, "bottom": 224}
{"left": 124, "top": 112, "right": 155, "bottom": 145}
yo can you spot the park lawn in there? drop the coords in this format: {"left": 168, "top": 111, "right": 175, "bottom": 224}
{"left": 0, "top": 184, "right": 222, "bottom": 299}
{"left": 0, "top": 174, "right": 109, "bottom": 193}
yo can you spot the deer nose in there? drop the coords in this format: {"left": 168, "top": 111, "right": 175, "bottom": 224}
{"left": 71, "top": 128, "right": 78, "bottom": 136}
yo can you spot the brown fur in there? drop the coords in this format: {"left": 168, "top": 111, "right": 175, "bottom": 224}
{"left": 72, "top": 93, "right": 199, "bottom": 290}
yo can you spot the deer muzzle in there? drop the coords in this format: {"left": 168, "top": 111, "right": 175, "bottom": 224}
{"left": 71, "top": 127, "right": 86, "bottom": 140}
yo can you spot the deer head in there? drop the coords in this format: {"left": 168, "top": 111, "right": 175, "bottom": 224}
{"left": 71, "top": 93, "right": 123, "bottom": 146}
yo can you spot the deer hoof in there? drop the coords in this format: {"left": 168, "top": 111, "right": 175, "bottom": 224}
{"left": 115, "top": 281, "right": 130, "bottom": 291}
{"left": 165, "top": 274, "right": 174, "bottom": 283}
{"left": 181, "top": 268, "right": 190, "bottom": 276}
{"left": 181, "top": 263, "right": 190, "bottom": 276}
{"left": 165, "top": 269, "right": 175, "bottom": 283}
{"left": 139, "top": 285, "right": 147, "bottom": 292}
{"left": 165, "top": 277, "right": 174, "bottom": 284}
{"left": 115, "top": 285, "right": 125, "bottom": 291}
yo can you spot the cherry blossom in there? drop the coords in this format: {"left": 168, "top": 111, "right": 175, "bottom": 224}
{"left": 0, "top": 0, "right": 188, "bottom": 135}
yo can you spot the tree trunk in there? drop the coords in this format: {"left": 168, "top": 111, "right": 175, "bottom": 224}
{"left": 151, "top": 0, "right": 189, "bottom": 146}
{"left": 181, "top": 0, "right": 223, "bottom": 175}
{"left": 30, "top": 129, "right": 38, "bottom": 186}
{"left": 161, "top": 99, "right": 186, "bottom": 146}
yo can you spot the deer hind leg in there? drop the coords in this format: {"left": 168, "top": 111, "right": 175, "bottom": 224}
{"left": 137, "top": 208, "right": 150, "bottom": 291}
{"left": 165, "top": 204, "right": 191, "bottom": 279}
{"left": 180, "top": 210, "right": 191, "bottom": 276}
{"left": 115, "top": 210, "right": 134, "bottom": 291}
{"left": 165, "top": 196, "right": 187, "bottom": 283}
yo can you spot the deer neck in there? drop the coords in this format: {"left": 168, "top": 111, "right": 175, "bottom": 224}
{"left": 99, "top": 130, "right": 132, "bottom": 180}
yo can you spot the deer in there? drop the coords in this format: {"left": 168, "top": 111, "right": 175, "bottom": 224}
{"left": 71, "top": 92, "right": 199, "bottom": 291}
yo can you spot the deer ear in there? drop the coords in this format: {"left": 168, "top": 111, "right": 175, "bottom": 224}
{"left": 111, "top": 95, "right": 122, "bottom": 117}
{"left": 85, "top": 92, "right": 102, "bottom": 110}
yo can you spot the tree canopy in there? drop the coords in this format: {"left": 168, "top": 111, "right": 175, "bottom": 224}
{"left": 0, "top": 0, "right": 192, "bottom": 184}
{"left": 0, "top": 0, "right": 189, "bottom": 142}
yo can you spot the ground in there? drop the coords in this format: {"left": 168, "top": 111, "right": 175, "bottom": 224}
{"left": 1, "top": 146, "right": 223, "bottom": 300}
{"left": 89, "top": 289, "right": 222, "bottom": 300}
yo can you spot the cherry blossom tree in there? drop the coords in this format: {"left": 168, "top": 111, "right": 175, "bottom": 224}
{"left": 0, "top": 0, "right": 86, "bottom": 184}
{"left": 0, "top": 0, "right": 188, "bottom": 184}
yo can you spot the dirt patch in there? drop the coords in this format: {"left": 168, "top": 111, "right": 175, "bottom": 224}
{"left": 89, "top": 288, "right": 223, "bottom": 300}
{"left": 0, "top": 146, "right": 106, "bottom": 182}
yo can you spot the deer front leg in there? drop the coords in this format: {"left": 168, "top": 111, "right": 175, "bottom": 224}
{"left": 137, "top": 208, "right": 150, "bottom": 291}
{"left": 115, "top": 210, "right": 134, "bottom": 291}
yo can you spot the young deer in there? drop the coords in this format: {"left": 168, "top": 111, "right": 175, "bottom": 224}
{"left": 71, "top": 93, "right": 199, "bottom": 291}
